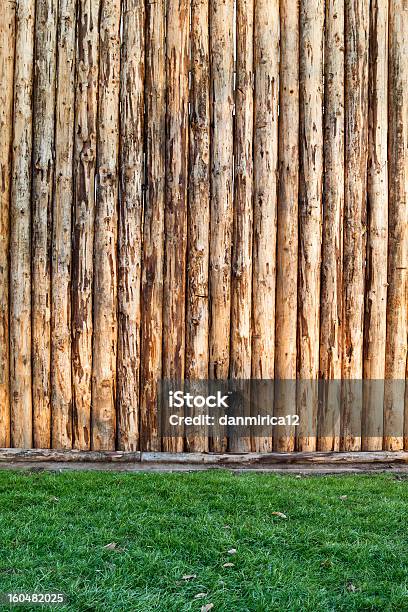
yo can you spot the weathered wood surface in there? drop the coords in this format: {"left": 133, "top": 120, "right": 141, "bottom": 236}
{"left": 208, "top": 0, "right": 234, "bottom": 453}
{"left": 297, "top": 0, "right": 324, "bottom": 452}
{"left": 162, "top": 0, "right": 189, "bottom": 453}
{"left": 0, "top": 0, "right": 407, "bottom": 454}
{"left": 230, "top": 0, "right": 254, "bottom": 453}
{"left": 10, "top": 0, "right": 35, "bottom": 449}
{"left": 92, "top": 0, "right": 121, "bottom": 450}
{"left": 2, "top": 449, "right": 408, "bottom": 468}
{"left": 186, "top": 0, "right": 210, "bottom": 453}
{"left": 0, "top": 448, "right": 141, "bottom": 463}
{"left": 72, "top": 0, "right": 100, "bottom": 450}
{"left": 274, "top": 0, "right": 299, "bottom": 453}
{"left": 51, "top": 0, "right": 76, "bottom": 450}
{"left": 384, "top": 0, "right": 408, "bottom": 451}
{"left": 32, "top": 0, "right": 58, "bottom": 449}
{"left": 0, "top": 0, "right": 15, "bottom": 448}
{"left": 251, "top": 0, "right": 279, "bottom": 454}
{"left": 141, "top": 451, "right": 408, "bottom": 465}
{"left": 342, "top": 0, "right": 370, "bottom": 451}
{"left": 363, "top": 0, "right": 388, "bottom": 451}
{"left": 140, "top": 0, "right": 166, "bottom": 452}
{"left": 319, "top": 0, "right": 344, "bottom": 452}
{"left": 117, "top": 0, "right": 145, "bottom": 451}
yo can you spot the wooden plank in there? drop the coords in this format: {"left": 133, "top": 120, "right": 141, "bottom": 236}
{"left": 32, "top": 0, "right": 58, "bottom": 449}
{"left": 140, "top": 0, "right": 166, "bottom": 452}
{"left": 161, "top": 0, "right": 190, "bottom": 453}
{"left": 230, "top": 0, "right": 254, "bottom": 453}
{"left": 10, "top": 0, "right": 35, "bottom": 449}
{"left": 51, "top": 0, "right": 76, "bottom": 450}
{"left": 362, "top": 0, "right": 388, "bottom": 451}
{"left": 92, "top": 0, "right": 121, "bottom": 450}
{"left": 274, "top": 0, "right": 299, "bottom": 452}
{"left": 0, "top": 448, "right": 141, "bottom": 463}
{"left": 186, "top": 0, "right": 210, "bottom": 453}
{"left": 319, "top": 0, "right": 344, "bottom": 452}
{"left": 72, "top": 0, "right": 100, "bottom": 450}
{"left": 297, "top": 0, "right": 324, "bottom": 452}
{"left": 384, "top": 0, "right": 408, "bottom": 451}
{"left": 209, "top": 0, "right": 234, "bottom": 382}
{"left": 117, "top": 0, "right": 145, "bottom": 451}
{"left": 0, "top": 0, "right": 15, "bottom": 448}
{"left": 2, "top": 449, "right": 408, "bottom": 466}
{"left": 342, "top": 0, "right": 370, "bottom": 451}
{"left": 209, "top": 0, "right": 234, "bottom": 452}
{"left": 141, "top": 451, "right": 408, "bottom": 465}
{"left": 251, "top": 0, "right": 279, "bottom": 453}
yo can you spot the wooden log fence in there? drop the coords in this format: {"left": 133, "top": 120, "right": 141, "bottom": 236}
{"left": 0, "top": 0, "right": 407, "bottom": 454}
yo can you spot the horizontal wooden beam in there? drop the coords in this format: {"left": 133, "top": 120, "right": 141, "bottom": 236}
{"left": 1, "top": 449, "right": 408, "bottom": 465}
{"left": 0, "top": 449, "right": 141, "bottom": 462}
{"left": 141, "top": 451, "right": 408, "bottom": 465}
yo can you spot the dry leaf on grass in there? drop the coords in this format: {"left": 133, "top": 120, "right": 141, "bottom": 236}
{"left": 340, "top": 495, "right": 348, "bottom": 500}
{"left": 182, "top": 574, "right": 197, "bottom": 581}
{"left": 347, "top": 582, "right": 357, "bottom": 592}
{"left": 194, "top": 593, "right": 207, "bottom": 599}
{"left": 201, "top": 604, "right": 214, "bottom": 612}
{"left": 103, "top": 542, "right": 124, "bottom": 552}
{"left": 227, "top": 548, "right": 237, "bottom": 555}
{"left": 272, "top": 512, "right": 287, "bottom": 519}
{"left": 223, "top": 562, "right": 235, "bottom": 568}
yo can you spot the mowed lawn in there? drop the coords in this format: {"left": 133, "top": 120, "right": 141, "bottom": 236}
{"left": 0, "top": 470, "right": 408, "bottom": 611}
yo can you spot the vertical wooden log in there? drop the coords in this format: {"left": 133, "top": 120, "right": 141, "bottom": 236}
{"left": 384, "top": 0, "right": 408, "bottom": 451}
{"left": 318, "top": 0, "right": 344, "bottom": 452}
{"left": 209, "top": 0, "right": 234, "bottom": 452}
{"left": 0, "top": 0, "right": 15, "bottom": 448}
{"left": 342, "top": 0, "right": 369, "bottom": 451}
{"left": 297, "top": 0, "right": 324, "bottom": 452}
{"left": 92, "top": 0, "right": 121, "bottom": 450}
{"left": 140, "top": 0, "right": 166, "bottom": 452}
{"left": 162, "top": 0, "right": 189, "bottom": 453}
{"left": 230, "top": 0, "right": 254, "bottom": 453}
{"left": 51, "top": 0, "right": 76, "bottom": 450}
{"left": 32, "top": 0, "right": 58, "bottom": 448}
{"left": 117, "top": 0, "right": 145, "bottom": 452}
{"left": 405, "top": 353, "right": 408, "bottom": 450}
{"left": 72, "top": 0, "right": 100, "bottom": 450}
{"left": 274, "top": 0, "right": 299, "bottom": 452}
{"left": 252, "top": 0, "right": 279, "bottom": 453}
{"left": 10, "top": 0, "right": 35, "bottom": 448}
{"left": 186, "top": 0, "right": 210, "bottom": 453}
{"left": 362, "top": 0, "right": 388, "bottom": 451}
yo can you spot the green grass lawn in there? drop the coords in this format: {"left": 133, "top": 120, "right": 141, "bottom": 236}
{"left": 0, "top": 470, "right": 408, "bottom": 611}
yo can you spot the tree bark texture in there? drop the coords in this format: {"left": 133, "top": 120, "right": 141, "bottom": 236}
{"left": 92, "top": 0, "right": 121, "bottom": 450}
{"left": 117, "top": 0, "right": 145, "bottom": 451}
{"left": 72, "top": 0, "right": 100, "bottom": 450}
{"left": 51, "top": 0, "right": 76, "bottom": 450}
{"left": 0, "top": 0, "right": 15, "bottom": 448}
{"left": 10, "top": 0, "right": 35, "bottom": 448}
